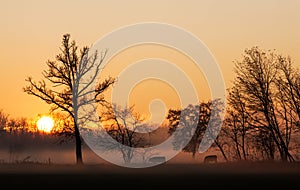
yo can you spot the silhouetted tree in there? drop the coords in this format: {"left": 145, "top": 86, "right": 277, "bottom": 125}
{"left": 275, "top": 56, "right": 300, "bottom": 128}
{"left": 0, "top": 110, "right": 8, "bottom": 132}
{"left": 168, "top": 99, "right": 227, "bottom": 160}
{"left": 50, "top": 112, "right": 76, "bottom": 143}
{"left": 224, "top": 87, "right": 251, "bottom": 160}
{"left": 98, "top": 104, "right": 147, "bottom": 164}
{"left": 3, "top": 117, "right": 28, "bottom": 162}
{"left": 23, "top": 34, "right": 115, "bottom": 164}
{"left": 229, "top": 47, "right": 296, "bottom": 161}
{"left": 7, "top": 117, "right": 27, "bottom": 134}
{"left": 167, "top": 104, "right": 200, "bottom": 158}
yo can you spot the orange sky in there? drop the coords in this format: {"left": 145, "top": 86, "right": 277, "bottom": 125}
{"left": 0, "top": 0, "right": 299, "bottom": 120}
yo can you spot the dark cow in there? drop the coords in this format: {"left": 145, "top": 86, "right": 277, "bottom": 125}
{"left": 203, "top": 155, "right": 217, "bottom": 163}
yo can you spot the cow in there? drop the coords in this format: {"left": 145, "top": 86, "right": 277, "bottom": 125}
{"left": 203, "top": 155, "right": 217, "bottom": 163}
{"left": 148, "top": 156, "right": 166, "bottom": 164}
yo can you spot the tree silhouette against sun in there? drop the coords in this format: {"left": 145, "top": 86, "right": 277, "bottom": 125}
{"left": 24, "top": 34, "right": 115, "bottom": 164}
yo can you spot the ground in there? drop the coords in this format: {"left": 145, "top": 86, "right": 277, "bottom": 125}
{"left": 0, "top": 161, "right": 299, "bottom": 189}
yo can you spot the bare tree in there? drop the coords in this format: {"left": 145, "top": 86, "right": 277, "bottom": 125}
{"left": 50, "top": 112, "right": 76, "bottom": 143}
{"left": 229, "top": 47, "right": 296, "bottom": 161}
{"left": 4, "top": 117, "right": 28, "bottom": 162}
{"left": 202, "top": 100, "right": 228, "bottom": 161}
{"left": 7, "top": 117, "right": 27, "bottom": 134}
{"left": 167, "top": 99, "right": 227, "bottom": 160}
{"left": 98, "top": 104, "right": 146, "bottom": 164}
{"left": 224, "top": 87, "right": 251, "bottom": 160}
{"left": 276, "top": 56, "right": 300, "bottom": 128}
{"left": 23, "top": 34, "right": 115, "bottom": 164}
{"left": 0, "top": 110, "right": 8, "bottom": 132}
{"left": 167, "top": 104, "right": 200, "bottom": 158}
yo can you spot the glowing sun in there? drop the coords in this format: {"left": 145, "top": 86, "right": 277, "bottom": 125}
{"left": 37, "top": 116, "right": 54, "bottom": 133}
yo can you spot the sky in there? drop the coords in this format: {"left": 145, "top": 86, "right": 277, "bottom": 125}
{"left": 0, "top": 0, "right": 299, "bottom": 120}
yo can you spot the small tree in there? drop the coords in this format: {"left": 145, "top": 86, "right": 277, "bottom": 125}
{"left": 167, "top": 104, "right": 200, "bottom": 158}
{"left": 98, "top": 104, "right": 146, "bottom": 164}
{"left": 0, "top": 110, "right": 8, "bottom": 132}
{"left": 167, "top": 99, "right": 227, "bottom": 160}
{"left": 224, "top": 87, "right": 251, "bottom": 161}
{"left": 23, "top": 34, "right": 115, "bottom": 164}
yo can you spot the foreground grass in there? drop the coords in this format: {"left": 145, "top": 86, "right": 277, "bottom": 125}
{"left": 0, "top": 161, "right": 299, "bottom": 188}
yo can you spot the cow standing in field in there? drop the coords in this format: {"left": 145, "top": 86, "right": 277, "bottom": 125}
{"left": 148, "top": 156, "right": 166, "bottom": 164}
{"left": 203, "top": 155, "right": 217, "bottom": 163}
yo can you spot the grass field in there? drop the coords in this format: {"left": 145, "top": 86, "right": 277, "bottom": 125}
{"left": 0, "top": 161, "right": 299, "bottom": 189}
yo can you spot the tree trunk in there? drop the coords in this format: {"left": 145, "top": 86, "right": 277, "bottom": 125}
{"left": 192, "top": 150, "right": 196, "bottom": 159}
{"left": 74, "top": 122, "right": 83, "bottom": 165}
{"left": 215, "top": 140, "right": 228, "bottom": 161}
{"left": 241, "top": 128, "right": 247, "bottom": 160}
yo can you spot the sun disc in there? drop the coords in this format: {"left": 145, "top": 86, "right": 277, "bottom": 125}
{"left": 37, "top": 116, "right": 54, "bottom": 133}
